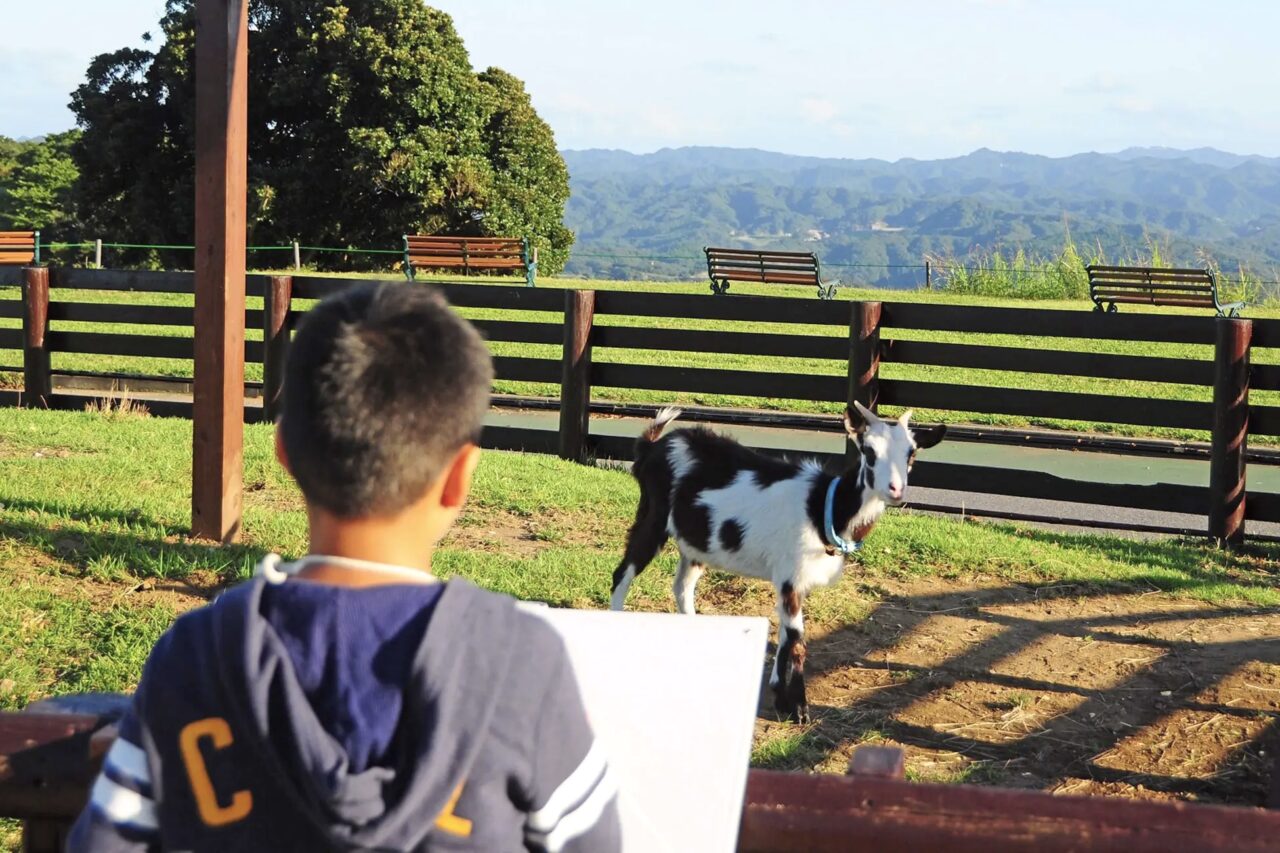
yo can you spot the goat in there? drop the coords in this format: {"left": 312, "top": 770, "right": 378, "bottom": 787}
{"left": 610, "top": 403, "right": 945, "bottom": 723}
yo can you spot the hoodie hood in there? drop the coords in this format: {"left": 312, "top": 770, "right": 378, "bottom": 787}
{"left": 210, "top": 577, "right": 518, "bottom": 849}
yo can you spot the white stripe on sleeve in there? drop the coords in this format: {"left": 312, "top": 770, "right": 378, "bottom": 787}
{"left": 104, "top": 738, "right": 151, "bottom": 787}
{"left": 527, "top": 739, "right": 607, "bottom": 833}
{"left": 539, "top": 765, "right": 618, "bottom": 853}
{"left": 91, "top": 773, "right": 159, "bottom": 830}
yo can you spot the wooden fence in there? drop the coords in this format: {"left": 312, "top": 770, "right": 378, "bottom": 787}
{"left": 4, "top": 267, "right": 1280, "bottom": 542}
{"left": 2, "top": 711, "right": 1279, "bottom": 852}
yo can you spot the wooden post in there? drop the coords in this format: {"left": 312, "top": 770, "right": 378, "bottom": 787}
{"left": 846, "top": 301, "right": 882, "bottom": 465}
{"left": 93, "top": 239, "right": 102, "bottom": 269}
{"left": 191, "top": 0, "right": 249, "bottom": 543}
{"left": 558, "top": 289, "right": 595, "bottom": 463}
{"left": 21, "top": 266, "right": 51, "bottom": 408}
{"left": 262, "top": 275, "right": 292, "bottom": 422}
{"left": 292, "top": 240, "right": 301, "bottom": 271}
{"left": 1209, "top": 316, "right": 1251, "bottom": 546}
{"left": 924, "top": 260, "right": 932, "bottom": 291}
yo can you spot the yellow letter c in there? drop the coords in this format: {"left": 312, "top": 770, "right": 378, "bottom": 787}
{"left": 179, "top": 717, "right": 253, "bottom": 827}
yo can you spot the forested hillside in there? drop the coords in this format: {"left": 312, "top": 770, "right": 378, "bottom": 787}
{"left": 561, "top": 146, "right": 1280, "bottom": 286}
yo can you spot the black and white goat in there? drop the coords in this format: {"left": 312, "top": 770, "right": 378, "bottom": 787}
{"left": 610, "top": 403, "right": 945, "bottom": 722}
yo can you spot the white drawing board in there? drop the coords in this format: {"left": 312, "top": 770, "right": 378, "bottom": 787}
{"left": 519, "top": 605, "right": 768, "bottom": 853}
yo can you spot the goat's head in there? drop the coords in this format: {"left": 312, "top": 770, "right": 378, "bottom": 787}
{"left": 843, "top": 401, "right": 946, "bottom": 506}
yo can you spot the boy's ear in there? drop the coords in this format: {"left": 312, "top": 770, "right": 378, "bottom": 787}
{"left": 440, "top": 444, "right": 482, "bottom": 509}
{"left": 274, "top": 425, "right": 292, "bottom": 475}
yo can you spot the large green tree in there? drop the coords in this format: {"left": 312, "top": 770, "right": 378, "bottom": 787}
{"left": 71, "top": 0, "right": 574, "bottom": 272}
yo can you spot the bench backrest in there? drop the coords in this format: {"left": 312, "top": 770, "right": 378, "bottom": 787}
{"left": 0, "top": 231, "right": 39, "bottom": 266}
{"left": 705, "top": 247, "right": 821, "bottom": 287}
{"left": 403, "top": 235, "right": 535, "bottom": 286}
{"left": 1086, "top": 264, "right": 1218, "bottom": 309}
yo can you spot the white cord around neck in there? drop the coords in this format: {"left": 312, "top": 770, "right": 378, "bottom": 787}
{"left": 257, "top": 552, "right": 438, "bottom": 585}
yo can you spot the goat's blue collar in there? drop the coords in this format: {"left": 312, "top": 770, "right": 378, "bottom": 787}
{"left": 824, "top": 476, "right": 863, "bottom": 557}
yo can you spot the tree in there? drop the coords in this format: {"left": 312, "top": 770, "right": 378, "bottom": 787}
{"left": 475, "top": 68, "right": 574, "bottom": 274}
{"left": 70, "top": 0, "right": 574, "bottom": 272}
{"left": 0, "top": 132, "right": 81, "bottom": 236}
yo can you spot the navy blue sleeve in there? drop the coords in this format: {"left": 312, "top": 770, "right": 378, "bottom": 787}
{"left": 66, "top": 703, "right": 160, "bottom": 853}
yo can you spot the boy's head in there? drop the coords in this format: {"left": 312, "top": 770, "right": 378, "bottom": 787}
{"left": 277, "top": 282, "right": 494, "bottom": 521}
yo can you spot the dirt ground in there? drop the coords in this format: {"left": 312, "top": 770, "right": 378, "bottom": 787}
{"left": 735, "top": 576, "right": 1280, "bottom": 806}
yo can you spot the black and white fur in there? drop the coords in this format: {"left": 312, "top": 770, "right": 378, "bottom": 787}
{"left": 610, "top": 402, "right": 945, "bottom": 722}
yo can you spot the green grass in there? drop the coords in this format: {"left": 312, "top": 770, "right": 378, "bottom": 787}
{"left": 3, "top": 405, "right": 1280, "bottom": 845}
{"left": 4, "top": 273, "right": 1280, "bottom": 442}
{"left": 3, "top": 404, "right": 1280, "bottom": 714}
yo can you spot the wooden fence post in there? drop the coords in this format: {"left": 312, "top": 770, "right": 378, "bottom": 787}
{"left": 559, "top": 289, "right": 595, "bottom": 463}
{"left": 21, "top": 266, "right": 51, "bottom": 409}
{"left": 924, "top": 260, "right": 932, "bottom": 291}
{"left": 1209, "top": 316, "right": 1251, "bottom": 546}
{"left": 191, "top": 0, "right": 249, "bottom": 544}
{"left": 262, "top": 275, "right": 292, "bottom": 422}
{"left": 292, "top": 240, "right": 301, "bottom": 271}
{"left": 846, "top": 301, "right": 882, "bottom": 465}
{"left": 93, "top": 239, "right": 103, "bottom": 269}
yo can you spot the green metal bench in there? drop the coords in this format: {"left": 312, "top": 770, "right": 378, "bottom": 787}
{"left": 704, "top": 247, "right": 837, "bottom": 299}
{"left": 403, "top": 235, "right": 536, "bottom": 287}
{"left": 1087, "top": 264, "right": 1243, "bottom": 317}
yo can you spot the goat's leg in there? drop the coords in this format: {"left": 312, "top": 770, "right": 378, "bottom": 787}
{"left": 772, "top": 581, "right": 810, "bottom": 724}
{"left": 611, "top": 490, "right": 669, "bottom": 611}
{"left": 672, "top": 552, "right": 705, "bottom": 615}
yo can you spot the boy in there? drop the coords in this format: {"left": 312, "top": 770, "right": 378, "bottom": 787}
{"left": 69, "top": 282, "right": 621, "bottom": 852}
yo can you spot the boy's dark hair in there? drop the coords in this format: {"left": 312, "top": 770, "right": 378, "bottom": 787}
{"left": 279, "top": 282, "right": 494, "bottom": 518}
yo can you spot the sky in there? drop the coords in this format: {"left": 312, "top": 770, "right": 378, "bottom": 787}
{"left": 6, "top": 0, "right": 1280, "bottom": 161}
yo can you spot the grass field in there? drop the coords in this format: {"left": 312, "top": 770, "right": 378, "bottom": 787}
{"left": 4, "top": 272, "right": 1280, "bottom": 443}
{"left": 4, "top": 405, "right": 1278, "bottom": 709}
{"left": 3, "top": 406, "right": 1280, "bottom": 846}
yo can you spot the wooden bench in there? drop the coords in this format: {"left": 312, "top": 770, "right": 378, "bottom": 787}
{"left": 704, "top": 247, "right": 837, "bottom": 299}
{"left": 403, "top": 235, "right": 536, "bottom": 287}
{"left": 0, "top": 230, "right": 39, "bottom": 267}
{"left": 1086, "top": 264, "right": 1243, "bottom": 317}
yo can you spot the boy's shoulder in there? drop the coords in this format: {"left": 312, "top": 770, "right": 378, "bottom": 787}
{"left": 435, "top": 579, "right": 571, "bottom": 663}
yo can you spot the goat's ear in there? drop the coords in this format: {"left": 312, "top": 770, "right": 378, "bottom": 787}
{"left": 845, "top": 401, "right": 876, "bottom": 436}
{"left": 911, "top": 423, "right": 947, "bottom": 450}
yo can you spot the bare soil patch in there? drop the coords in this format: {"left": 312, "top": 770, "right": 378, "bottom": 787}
{"left": 724, "top": 575, "right": 1280, "bottom": 805}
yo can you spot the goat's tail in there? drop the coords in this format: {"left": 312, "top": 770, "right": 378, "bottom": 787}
{"left": 638, "top": 406, "right": 682, "bottom": 446}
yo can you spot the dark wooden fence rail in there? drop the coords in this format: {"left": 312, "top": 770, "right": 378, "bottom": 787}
{"left": 7, "top": 268, "right": 1280, "bottom": 542}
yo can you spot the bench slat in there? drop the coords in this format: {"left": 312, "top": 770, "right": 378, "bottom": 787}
{"left": 710, "top": 259, "right": 819, "bottom": 269}
{"left": 1094, "top": 296, "right": 1218, "bottom": 309}
{"left": 1089, "top": 281, "right": 1216, "bottom": 292}
{"left": 1087, "top": 264, "right": 1214, "bottom": 276}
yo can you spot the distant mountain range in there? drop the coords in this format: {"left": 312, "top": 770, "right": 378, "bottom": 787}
{"left": 559, "top": 146, "right": 1280, "bottom": 286}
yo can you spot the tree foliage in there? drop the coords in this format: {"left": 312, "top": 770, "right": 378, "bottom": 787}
{"left": 70, "top": 0, "right": 574, "bottom": 272}
{"left": 0, "top": 132, "right": 81, "bottom": 235}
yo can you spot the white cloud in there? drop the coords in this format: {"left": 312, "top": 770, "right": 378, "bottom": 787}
{"left": 800, "top": 98, "right": 839, "bottom": 124}
{"left": 1064, "top": 73, "right": 1128, "bottom": 96}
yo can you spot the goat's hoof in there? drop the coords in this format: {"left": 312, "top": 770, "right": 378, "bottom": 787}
{"left": 773, "top": 697, "right": 810, "bottom": 725}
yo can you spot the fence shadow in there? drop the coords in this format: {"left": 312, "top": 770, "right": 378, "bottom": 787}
{"left": 776, "top": 579, "right": 1280, "bottom": 805}
{"left": 0, "top": 495, "right": 264, "bottom": 590}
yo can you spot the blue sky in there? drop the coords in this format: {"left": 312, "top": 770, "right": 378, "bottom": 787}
{"left": 7, "top": 0, "right": 1279, "bottom": 160}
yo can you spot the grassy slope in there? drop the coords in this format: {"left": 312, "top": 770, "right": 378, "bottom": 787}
{"left": 4, "top": 274, "right": 1280, "bottom": 441}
